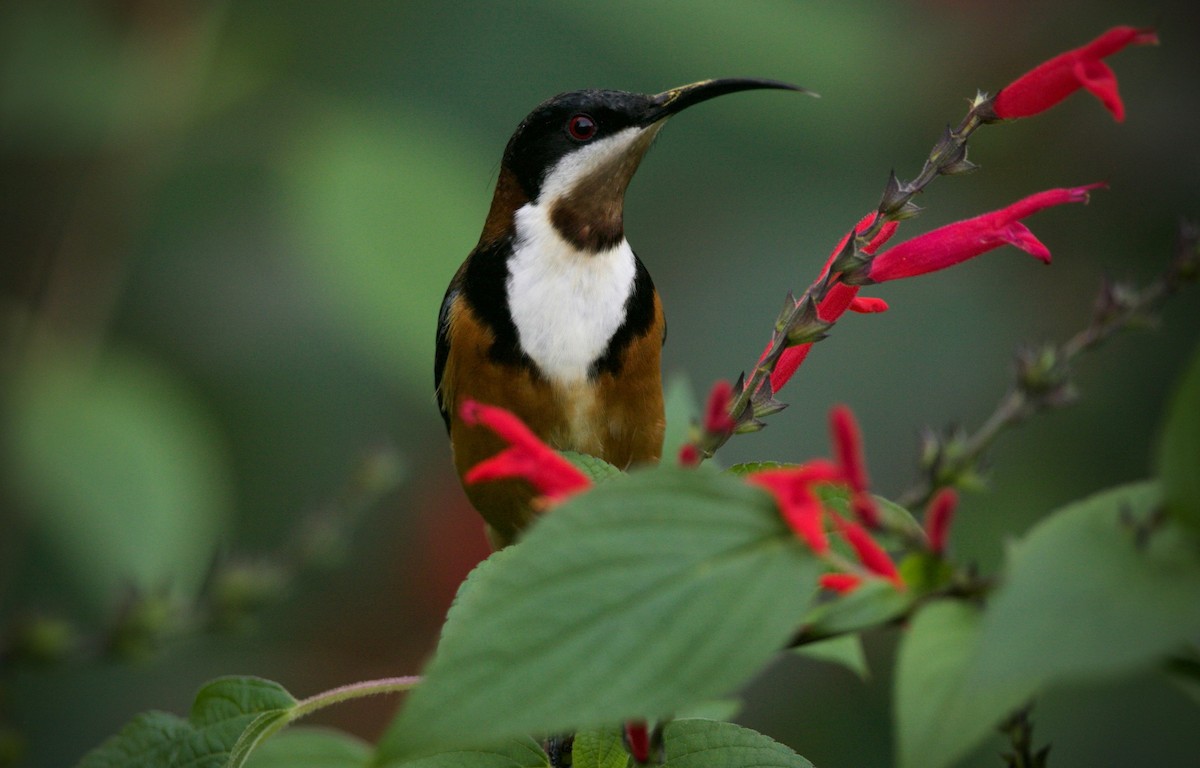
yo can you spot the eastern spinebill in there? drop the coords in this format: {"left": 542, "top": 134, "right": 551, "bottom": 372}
{"left": 435, "top": 78, "right": 804, "bottom": 548}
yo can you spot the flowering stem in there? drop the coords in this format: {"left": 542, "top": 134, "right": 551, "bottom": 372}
{"left": 704, "top": 101, "right": 993, "bottom": 462}
{"left": 896, "top": 222, "right": 1199, "bottom": 509}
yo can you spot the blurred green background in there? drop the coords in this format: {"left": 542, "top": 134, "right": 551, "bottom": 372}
{"left": 2, "top": 1, "right": 1198, "bottom": 766}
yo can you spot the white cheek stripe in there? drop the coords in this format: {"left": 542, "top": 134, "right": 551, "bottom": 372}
{"left": 508, "top": 202, "right": 637, "bottom": 385}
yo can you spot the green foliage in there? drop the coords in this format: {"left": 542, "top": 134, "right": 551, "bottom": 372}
{"left": 380, "top": 738, "right": 549, "bottom": 768}
{"left": 76, "top": 677, "right": 296, "bottom": 768}
{"left": 571, "top": 729, "right": 632, "bottom": 768}
{"left": 4, "top": 347, "right": 230, "bottom": 606}
{"left": 244, "top": 728, "right": 373, "bottom": 768}
{"left": 894, "top": 600, "right": 1012, "bottom": 768}
{"left": 799, "top": 579, "right": 913, "bottom": 640}
{"left": 793, "top": 634, "right": 870, "bottom": 680}
{"left": 894, "top": 481, "right": 1200, "bottom": 768}
{"left": 971, "top": 481, "right": 1200, "bottom": 689}
{"left": 1158, "top": 342, "right": 1200, "bottom": 536}
{"left": 659, "top": 719, "right": 813, "bottom": 768}
{"left": 381, "top": 467, "right": 821, "bottom": 756}
{"left": 561, "top": 451, "right": 624, "bottom": 484}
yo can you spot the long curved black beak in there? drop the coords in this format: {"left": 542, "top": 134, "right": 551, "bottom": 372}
{"left": 640, "top": 78, "right": 812, "bottom": 125}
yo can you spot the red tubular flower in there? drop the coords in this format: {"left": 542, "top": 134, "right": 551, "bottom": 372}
{"left": 834, "top": 516, "right": 903, "bottom": 587}
{"left": 829, "top": 405, "right": 880, "bottom": 528}
{"left": 819, "top": 573, "right": 863, "bottom": 594}
{"left": 677, "top": 442, "right": 700, "bottom": 467}
{"left": 702, "top": 379, "right": 736, "bottom": 435}
{"left": 748, "top": 460, "right": 843, "bottom": 554}
{"left": 460, "top": 400, "right": 590, "bottom": 502}
{"left": 866, "top": 184, "right": 1103, "bottom": 283}
{"left": 993, "top": 26, "right": 1158, "bottom": 122}
{"left": 924, "top": 487, "right": 958, "bottom": 556}
{"left": 830, "top": 406, "right": 868, "bottom": 493}
{"left": 769, "top": 213, "right": 900, "bottom": 391}
{"left": 624, "top": 721, "right": 650, "bottom": 764}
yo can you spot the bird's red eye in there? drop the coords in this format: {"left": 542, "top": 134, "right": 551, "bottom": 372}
{"left": 566, "top": 113, "right": 597, "bottom": 141}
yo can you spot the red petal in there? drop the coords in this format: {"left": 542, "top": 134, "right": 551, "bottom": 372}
{"left": 748, "top": 462, "right": 844, "bottom": 554}
{"left": 867, "top": 185, "right": 1101, "bottom": 283}
{"left": 993, "top": 26, "right": 1156, "bottom": 121}
{"left": 848, "top": 296, "right": 889, "bottom": 314}
{"left": 924, "top": 488, "right": 958, "bottom": 556}
{"left": 460, "top": 400, "right": 590, "bottom": 501}
{"left": 819, "top": 573, "right": 863, "bottom": 594}
{"left": 835, "top": 516, "right": 902, "bottom": 586}
{"left": 703, "top": 379, "right": 736, "bottom": 435}
{"left": 829, "top": 406, "right": 869, "bottom": 494}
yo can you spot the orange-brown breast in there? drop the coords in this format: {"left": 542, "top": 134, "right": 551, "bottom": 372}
{"left": 441, "top": 292, "right": 665, "bottom": 547}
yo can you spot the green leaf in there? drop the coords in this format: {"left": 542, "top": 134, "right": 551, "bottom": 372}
{"left": 798, "top": 579, "right": 913, "bottom": 640}
{"left": 561, "top": 451, "right": 624, "bottom": 484}
{"left": 793, "top": 634, "right": 870, "bottom": 680}
{"left": 661, "top": 373, "right": 699, "bottom": 462}
{"left": 895, "top": 481, "right": 1200, "bottom": 768}
{"left": 382, "top": 467, "right": 821, "bottom": 755}
{"left": 378, "top": 737, "right": 548, "bottom": 768}
{"left": 244, "top": 727, "right": 372, "bottom": 768}
{"left": 75, "top": 677, "right": 296, "bottom": 768}
{"left": 5, "top": 347, "right": 230, "bottom": 606}
{"left": 894, "top": 600, "right": 1026, "bottom": 768}
{"left": 571, "top": 728, "right": 632, "bottom": 768}
{"left": 675, "top": 699, "right": 743, "bottom": 722}
{"left": 971, "top": 480, "right": 1200, "bottom": 690}
{"left": 661, "top": 719, "right": 813, "bottom": 768}
{"left": 724, "top": 461, "right": 798, "bottom": 476}
{"left": 1158, "top": 342, "right": 1200, "bottom": 535}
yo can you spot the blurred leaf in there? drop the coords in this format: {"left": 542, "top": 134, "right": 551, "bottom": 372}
{"left": 896, "top": 481, "right": 1200, "bottom": 768}
{"left": 661, "top": 373, "right": 699, "bottom": 462}
{"left": 75, "top": 677, "right": 296, "bottom": 768}
{"left": 793, "top": 634, "right": 870, "bottom": 680}
{"left": 562, "top": 451, "right": 624, "bottom": 484}
{"left": 971, "top": 480, "right": 1200, "bottom": 690}
{"left": 894, "top": 600, "right": 1025, "bottom": 768}
{"left": 798, "top": 579, "right": 913, "bottom": 640}
{"left": 381, "top": 467, "right": 820, "bottom": 755}
{"left": 724, "top": 461, "right": 798, "bottom": 476}
{"left": 675, "top": 699, "right": 743, "bottom": 723}
{"left": 571, "top": 728, "right": 631, "bottom": 768}
{"left": 244, "top": 727, "right": 372, "bottom": 768}
{"left": 661, "top": 719, "right": 813, "bottom": 768}
{"left": 1157, "top": 342, "right": 1200, "bottom": 536}
{"left": 280, "top": 104, "right": 487, "bottom": 395}
{"left": 5, "top": 348, "right": 230, "bottom": 606}
{"left": 378, "top": 737, "right": 548, "bottom": 768}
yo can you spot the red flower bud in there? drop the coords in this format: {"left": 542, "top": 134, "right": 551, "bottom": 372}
{"left": 830, "top": 405, "right": 869, "bottom": 494}
{"left": 677, "top": 442, "right": 700, "bottom": 467}
{"left": 819, "top": 572, "right": 863, "bottom": 594}
{"left": 867, "top": 184, "right": 1103, "bottom": 283}
{"left": 748, "top": 461, "right": 843, "bottom": 554}
{"left": 460, "top": 400, "right": 590, "bottom": 502}
{"left": 924, "top": 487, "right": 958, "bottom": 556}
{"left": 625, "top": 720, "right": 651, "bottom": 764}
{"left": 702, "top": 379, "right": 737, "bottom": 435}
{"left": 993, "top": 26, "right": 1157, "bottom": 122}
{"left": 834, "top": 516, "right": 903, "bottom": 586}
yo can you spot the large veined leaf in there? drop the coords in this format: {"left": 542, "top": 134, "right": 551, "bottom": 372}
{"left": 75, "top": 677, "right": 296, "bottom": 768}
{"left": 1158, "top": 341, "right": 1200, "bottom": 536}
{"left": 381, "top": 467, "right": 821, "bottom": 755}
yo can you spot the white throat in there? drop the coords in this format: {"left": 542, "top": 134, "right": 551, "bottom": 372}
{"left": 507, "top": 202, "right": 637, "bottom": 384}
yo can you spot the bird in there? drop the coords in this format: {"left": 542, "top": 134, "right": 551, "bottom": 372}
{"left": 435, "top": 78, "right": 803, "bottom": 548}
